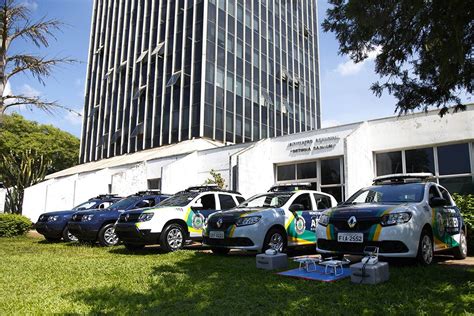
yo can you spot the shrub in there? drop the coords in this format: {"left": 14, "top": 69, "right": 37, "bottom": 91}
{"left": 452, "top": 193, "right": 474, "bottom": 254}
{"left": 0, "top": 214, "right": 32, "bottom": 237}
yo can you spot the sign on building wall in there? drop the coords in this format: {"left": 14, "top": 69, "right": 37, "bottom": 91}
{"left": 287, "top": 136, "right": 341, "bottom": 154}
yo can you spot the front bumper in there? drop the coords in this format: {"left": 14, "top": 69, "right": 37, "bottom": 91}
{"left": 315, "top": 223, "right": 418, "bottom": 258}
{"left": 203, "top": 224, "right": 263, "bottom": 251}
{"left": 35, "top": 221, "right": 66, "bottom": 238}
{"left": 67, "top": 222, "right": 99, "bottom": 241}
{"left": 114, "top": 222, "right": 160, "bottom": 244}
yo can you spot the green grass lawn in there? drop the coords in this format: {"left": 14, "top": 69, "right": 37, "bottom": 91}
{"left": 0, "top": 236, "right": 473, "bottom": 315}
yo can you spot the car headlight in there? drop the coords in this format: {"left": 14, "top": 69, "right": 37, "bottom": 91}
{"left": 81, "top": 214, "right": 95, "bottom": 222}
{"left": 380, "top": 212, "right": 412, "bottom": 226}
{"left": 47, "top": 216, "right": 59, "bottom": 222}
{"left": 318, "top": 214, "right": 329, "bottom": 227}
{"left": 138, "top": 213, "right": 154, "bottom": 222}
{"left": 236, "top": 216, "right": 261, "bottom": 226}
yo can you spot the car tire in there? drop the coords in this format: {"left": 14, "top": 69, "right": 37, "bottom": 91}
{"left": 416, "top": 229, "right": 434, "bottom": 265}
{"left": 124, "top": 243, "right": 146, "bottom": 251}
{"left": 98, "top": 223, "right": 120, "bottom": 247}
{"left": 62, "top": 227, "right": 78, "bottom": 242}
{"left": 160, "top": 223, "right": 186, "bottom": 252}
{"left": 211, "top": 247, "right": 230, "bottom": 255}
{"left": 453, "top": 229, "right": 468, "bottom": 260}
{"left": 262, "top": 227, "right": 287, "bottom": 253}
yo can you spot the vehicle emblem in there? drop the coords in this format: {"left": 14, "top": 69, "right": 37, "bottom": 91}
{"left": 295, "top": 216, "right": 306, "bottom": 235}
{"left": 347, "top": 216, "right": 357, "bottom": 228}
{"left": 124, "top": 214, "right": 130, "bottom": 222}
{"left": 192, "top": 213, "right": 205, "bottom": 229}
{"left": 216, "top": 218, "right": 223, "bottom": 228}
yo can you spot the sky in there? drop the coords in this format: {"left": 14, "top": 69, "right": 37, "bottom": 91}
{"left": 6, "top": 0, "right": 471, "bottom": 138}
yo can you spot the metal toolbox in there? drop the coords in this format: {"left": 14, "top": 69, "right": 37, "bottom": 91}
{"left": 256, "top": 253, "right": 288, "bottom": 270}
{"left": 350, "top": 261, "right": 389, "bottom": 284}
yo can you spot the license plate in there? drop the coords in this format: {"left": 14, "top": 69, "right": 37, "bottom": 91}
{"left": 209, "top": 231, "right": 224, "bottom": 239}
{"left": 338, "top": 233, "right": 363, "bottom": 243}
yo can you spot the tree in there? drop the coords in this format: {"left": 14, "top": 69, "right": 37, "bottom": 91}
{"left": 0, "top": 150, "right": 50, "bottom": 214}
{"left": 0, "top": 0, "right": 76, "bottom": 120}
{"left": 323, "top": 0, "right": 473, "bottom": 115}
{"left": 0, "top": 114, "right": 79, "bottom": 175}
{"left": 204, "top": 169, "right": 226, "bottom": 189}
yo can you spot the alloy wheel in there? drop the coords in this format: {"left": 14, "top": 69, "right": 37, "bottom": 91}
{"left": 268, "top": 233, "right": 284, "bottom": 252}
{"left": 68, "top": 231, "right": 78, "bottom": 242}
{"left": 167, "top": 228, "right": 183, "bottom": 250}
{"left": 421, "top": 235, "right": 433, "bottom": 264}
{"left": 104, "top": 227, "right": 119, "bottom": 246}
{"left": 460, "top": 232, "right": 468, "bottom": 257}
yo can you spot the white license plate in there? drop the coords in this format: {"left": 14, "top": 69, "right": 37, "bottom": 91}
{"left": 337, "top": 233, "right": 363, "bottom": 243}
{"left": 209, "top": 231, "right": 224, "bottom": 239}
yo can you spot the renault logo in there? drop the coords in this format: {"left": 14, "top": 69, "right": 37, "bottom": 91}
{"left": 216, "top": 218, "right": 223, "bottom": 228}
{"left": 347, "top": 216, "right": 357, "bottom": 228}
{"left": 125, "top": 214, "right": 130, "bottom": 222}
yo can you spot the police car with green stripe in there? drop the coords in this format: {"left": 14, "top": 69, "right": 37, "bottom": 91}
{"left": 202, "top": 184, "right": 337, "bottom": 254}
{"left": 316, "top": 174, "right": 468, "bottom": 265}
{"left": 114, "top": 185, "right": 244, "bottom": 252}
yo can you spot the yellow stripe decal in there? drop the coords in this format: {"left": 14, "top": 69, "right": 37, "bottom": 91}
{"left": 373, "top": 224, "right": 382, "bottom": 241}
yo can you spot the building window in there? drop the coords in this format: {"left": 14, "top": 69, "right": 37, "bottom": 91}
{"left": 375, "top": 143, "right": 474, "bottom": 195}
{"left": 147, "top": 178, "right": 161, "bottom": 190}
{"left": 405, "top": 147, "right": 435, "bottom": 174}
{"left": 376, "top": 151, "right": 402, "bottom": 176}
{"left": 275, "top": 157, "right": 345, "bottom": 202}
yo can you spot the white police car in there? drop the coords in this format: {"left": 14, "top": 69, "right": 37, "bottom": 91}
{"left": 114, "top": 185, "right": 244, "bottom": 252}
{"left": 202, "top": 184, "right": 337, "bottom": 254}
{"left": 316, "top": 174, "right": 468, "bottom": 265}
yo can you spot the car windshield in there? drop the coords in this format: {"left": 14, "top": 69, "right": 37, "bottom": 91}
{"left": 345, "top": 183, "right": 425, "bottom": 204}
{"left": 238, "top": 193, "right": 293, "bottom": 208}
{"left": 106, "top": 197, "right": 141, "bottom": 211}
{"left": 157, "top": 192, "right": 199, "bottom": 207}
{"left": 73, "top": 201, "right": 99, "bottom": 210}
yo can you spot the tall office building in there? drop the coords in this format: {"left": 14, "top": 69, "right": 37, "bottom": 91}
{"left": 80, "top": 0, "right": 321, "bottom": 163}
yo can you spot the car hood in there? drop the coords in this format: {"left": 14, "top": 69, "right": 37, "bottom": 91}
{"left": 325, "top": 203, "right": 410, "bottom": 219}
{"left": 40, "top": 210, "right": 77, "bottom": 217}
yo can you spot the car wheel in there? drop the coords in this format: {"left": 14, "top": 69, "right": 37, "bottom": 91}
{"left": 160, "top": 223, "right": 186, "bottom": 252}
{"left": 98, "top": 224, "right": 120, "bottom": 247}
{"left": 62, "top": 227, "right": 78, "bottom": 242}
{"left": 453, "top": 229, "right": 468, "bottom": 259}
{"left": 211, "top": 247, "right": 230, "bottom": 255}
{"left": 417, "top": 229, "right": 434, "bottom": 265}
{"left": 124, "top": 243, "right": 146, "bottom": 251}
{"left": 262, "top": 227, "right": 287, "bottom": 253}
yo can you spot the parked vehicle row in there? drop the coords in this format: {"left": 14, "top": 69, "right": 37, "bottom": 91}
{"left": 35, "top": 173, "right": 468, "bottom": 265}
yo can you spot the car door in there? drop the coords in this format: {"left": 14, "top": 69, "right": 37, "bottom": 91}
{"left": 286, "top": 193, "right": 317, "bottom": 246}
{"left": 432, "top": 186, "right": 463, "bottom": 250}
{"left": 187, "top": 193, "right": 217, "bottom": 237}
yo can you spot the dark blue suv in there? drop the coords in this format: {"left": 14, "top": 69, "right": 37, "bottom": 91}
{"left": 35, "top": 195, "right": 122, "bottom": 242}
{"left": 68, "top": 191, "right": 169, "bottom": 246}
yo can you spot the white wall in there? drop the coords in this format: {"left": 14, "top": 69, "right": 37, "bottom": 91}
{"left": 345, "top": 123, "right": 374, "bottom": 196}
{"left": 44, "top": 175, "right": 78, "bottom": 212}
{"left": 111, "top": 163, "right": 148, "bottom": 196}
{"left": 368, "top": 107, "right": 474, "bottom": 151}
{"left": 74, "top": 169, "right": 113, "bottom": 205}
{"left": 23, "top": 180, "right": 54, "bottom": 221}
{"left": 162, "top": 152, "right": 200, "bottom": 194}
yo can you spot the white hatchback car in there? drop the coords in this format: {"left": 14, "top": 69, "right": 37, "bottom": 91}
{"left": 316, "top": 174, "right": 468, "bottom": 265}
{"left": 203, "top": 185, "right": 337, "bottom": 254}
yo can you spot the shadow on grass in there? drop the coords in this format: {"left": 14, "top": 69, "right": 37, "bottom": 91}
{"left": 67, "top": 250, "right": 474, "bottom": 314}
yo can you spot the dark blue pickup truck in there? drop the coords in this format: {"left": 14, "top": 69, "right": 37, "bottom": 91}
{"left": 68, "top": 191, "right": 169, "bottom": 246}
{"left": 36, "top": 195, "right": 122, "bottom": 242}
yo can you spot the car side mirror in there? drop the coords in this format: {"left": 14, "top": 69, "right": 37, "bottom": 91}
{"left": 430, "top": 197, "right": 447, "bottom": 208}
{"left": 289, "top": 204, "right": 305, "bottom": 212}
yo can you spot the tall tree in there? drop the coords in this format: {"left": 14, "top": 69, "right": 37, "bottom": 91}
{"left": 0, "top": 0, "right": 75, "bottom": 120}
{"left": 323, "top": 0, "right": 473, "bottom": 115}
{"left": 0, "top": 114, "right": 79, "bottom": 175}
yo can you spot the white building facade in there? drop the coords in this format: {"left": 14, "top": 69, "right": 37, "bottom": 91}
{"left": 23, "top": 106, "right": 474, "bottom": 222}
